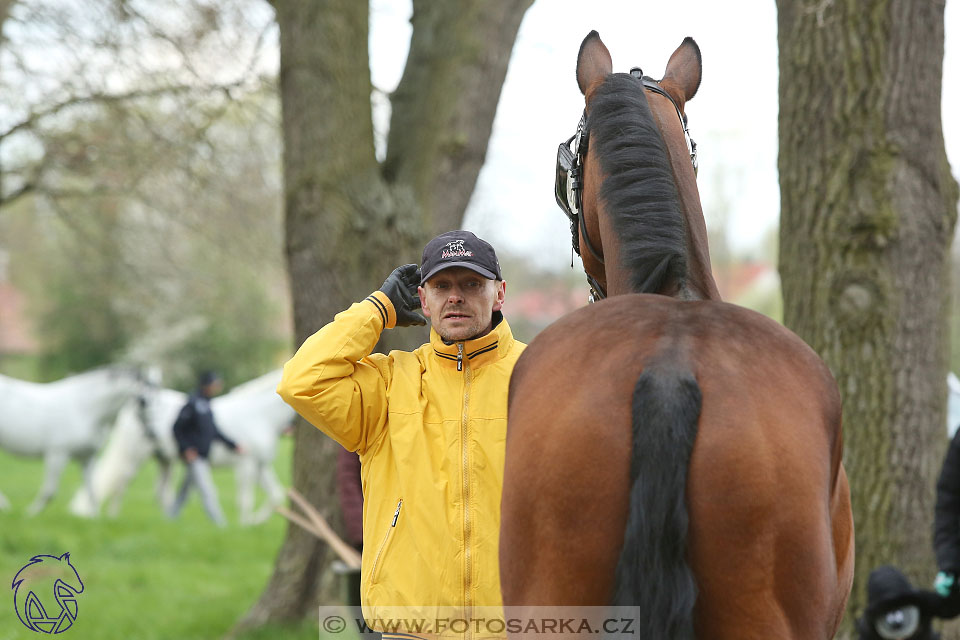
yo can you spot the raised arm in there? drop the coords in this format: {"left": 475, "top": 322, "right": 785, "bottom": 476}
{"left": 277, "top": 265, "right": 424, "bottom": 454}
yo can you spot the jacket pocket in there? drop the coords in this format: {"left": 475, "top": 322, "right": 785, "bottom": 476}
{"left": 370, "top": 498, "right": 402, "bottom": 584}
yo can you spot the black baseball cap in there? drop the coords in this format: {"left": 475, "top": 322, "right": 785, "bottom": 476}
{"left": 420, "top": 230, "right": 502, "bottom": 285}
{"left": 198, "top": 370, "right": 221, "bottom": 387}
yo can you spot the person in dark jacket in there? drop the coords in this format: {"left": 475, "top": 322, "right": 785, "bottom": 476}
{"left": 168, "top": 371, "right": 242, "bottom": 526}
{"left": 336, "top": 448, "right": 363, "bottom": 551}
{"left": 934, "top": 425, "right": 960, "bottom": 617}
{"left": 336, "top": 448, "right": 364, "bottom": 609}
{"left": 856, "top": 565, "right": 941, "bottom": 640}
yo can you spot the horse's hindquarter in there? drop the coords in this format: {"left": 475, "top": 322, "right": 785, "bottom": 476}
{"left": 683, "top": 303, "right": 852, "bottom": 638}
{"left": 501, "top": 295, "right": 852, "bottom": 637}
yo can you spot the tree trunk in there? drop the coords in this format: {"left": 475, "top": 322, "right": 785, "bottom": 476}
{"left": 236, "top": 3, "right": 376, "bottom": 626}
{"left": 236, "top": 0, "right": 533, "bottom": 630}
{"left": 0, "top": 0, "right": 14, "bottom": 42}
{"left": 776, "top": 0, "right": 958, "bottom": 635}
{"left": 384, "top": 0, "right": 533, "bottom": 235}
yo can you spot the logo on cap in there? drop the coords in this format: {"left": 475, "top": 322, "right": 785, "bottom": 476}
{"left": 441, "top": 240, "right": 473, "bottom": 259}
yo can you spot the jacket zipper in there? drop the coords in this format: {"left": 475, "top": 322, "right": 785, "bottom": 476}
{"left": 460, "top": 343, "right": 473, "bottom": 631}
{"left": 370, "top": 498, "right": 402, "bottom": 583}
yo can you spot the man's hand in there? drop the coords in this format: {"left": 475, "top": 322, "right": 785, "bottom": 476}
{"left": 380, "top": 264, "right": 426, "bottom": 327}
{"left": 935, "top": 571, "right": 956, "bottom": 597}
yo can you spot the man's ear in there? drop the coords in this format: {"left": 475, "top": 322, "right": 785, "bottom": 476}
{"left": 492, "top": 280, "right": 506, "bottom": 312}
{"left": 418, "top": 286, "right": 431, "bottom": 318}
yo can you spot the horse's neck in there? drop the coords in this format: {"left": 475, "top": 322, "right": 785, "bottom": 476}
{"left": 142, "top": 389, "right": 185, "bottom": 438}
{"left": 65, "top": 370, "right": 137, "bottom": 418}
{"left": 596, "top": 211, "right": 642, "bottom": 297}
{"left": 596, "top": 204, "right": 704, "bottom": 300}
{"left": 674, "top": 179, "right": 721, "bottom": 302}
{"left": 642, "top": 126, "right": 716, "bottom": 301}
{"left": 661, "top": 124, "right": 721, "bottom": 302}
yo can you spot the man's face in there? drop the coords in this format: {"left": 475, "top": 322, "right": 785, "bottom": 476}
{"left": 202, "top": 379, "right": 224, "bottom": 398}
{"left": 418, "top": 267, "right": 506, "bottom": 342}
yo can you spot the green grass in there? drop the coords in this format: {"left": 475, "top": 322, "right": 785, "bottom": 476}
{"left": 0, "top": 438, "right": 322, "bottom": 640}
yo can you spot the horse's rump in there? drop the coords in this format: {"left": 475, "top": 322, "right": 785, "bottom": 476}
{"left": 502, "top": 294, "right": 851, "bottom": 638}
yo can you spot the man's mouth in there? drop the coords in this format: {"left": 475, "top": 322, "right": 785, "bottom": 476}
{"left": 444, "top": 311, "right": 470, "bottom": 320}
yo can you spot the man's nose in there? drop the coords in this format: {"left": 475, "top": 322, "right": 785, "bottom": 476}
{"left": 447, "top": 288, "right": 465, "bottom": 302}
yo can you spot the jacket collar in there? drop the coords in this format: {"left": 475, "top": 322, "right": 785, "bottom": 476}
{"left": 430, "top": 312, "right": 514, "bottom": 371}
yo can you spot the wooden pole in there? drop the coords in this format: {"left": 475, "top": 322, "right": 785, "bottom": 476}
{"left": 276, "top": 486, "right": 362, "bottom": 569}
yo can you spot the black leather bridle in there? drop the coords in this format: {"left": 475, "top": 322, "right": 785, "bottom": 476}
{"left": 554, "top": 68, "right": 698, "bottom": 302}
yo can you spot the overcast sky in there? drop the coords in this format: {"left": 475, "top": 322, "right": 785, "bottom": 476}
{"left": 370, "top": 0, "right": 960, "bottom": 270}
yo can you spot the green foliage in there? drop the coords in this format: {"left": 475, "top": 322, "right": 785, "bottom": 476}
{"left": 164, "top": 276, "right": 288, "bottom": 391}
{"left": 0, "top": 438, "right": 324, "bottom": 640}
{"left": 35, "top": 271, "right": 137, "bottom": 379}
{"left": 32, "top": 217, "right": 142, "bottom": 379}
{"left": 0, "top": 353, "right": 42, "bottom": 379}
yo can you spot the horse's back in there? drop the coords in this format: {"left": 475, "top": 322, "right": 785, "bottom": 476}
{"left": 502, "top": 294, "right": 852, "bottom": 638}
{"left": 211, "top": 387, "right": 294, "bottom": 459}
{"left": 0, "top": 376, "right": 77, "bottom": 453}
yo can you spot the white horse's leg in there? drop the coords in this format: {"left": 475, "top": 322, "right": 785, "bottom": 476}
{"left": 26, "top": 450, "right": 70, "bottom": 516}
{"left": 234, "top": 456, "right": 257, "bottom": 526}
{"left": 252, "top": 463, "right": 285, "bottom": 524}
{"left": 0, "top": 489, "right": 10, "bottom": 511}
{"left": 79, "top": 454, "right": 99, "bottom": 518}
{"left": 104, "top": 455, "right": 143, "bottom": 518}
{"left": 155, "top": 459, "right": 174, "bottom": 512}
{"left": 68, "top": 487, "right": 96, "bottom": 517}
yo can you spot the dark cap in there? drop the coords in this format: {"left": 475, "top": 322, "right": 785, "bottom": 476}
{"left": 198, "top": 370, "right": 221, "bottom": 387}
{"left": 420, "top": 230, "right": 502, "bottom": 285}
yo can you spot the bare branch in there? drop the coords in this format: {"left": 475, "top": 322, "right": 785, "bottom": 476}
{"left": 1, "top": 77, "right": 260, "bottom": 141}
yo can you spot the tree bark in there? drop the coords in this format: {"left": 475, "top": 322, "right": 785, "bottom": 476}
{"left": 777, "top": 0, "right": 958, "bottom": 635}
{"left": 0, "top": 0, "right": 14, "bottom": 41}
{"left": 237, "top": 0, "right": 533, "bottom": 629}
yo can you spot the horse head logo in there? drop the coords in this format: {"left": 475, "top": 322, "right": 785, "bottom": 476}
{"left": 12, "top": 553, "right": 84, "bottom": 634}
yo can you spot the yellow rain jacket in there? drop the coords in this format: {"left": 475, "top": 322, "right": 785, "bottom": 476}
{"left": 277, "top": 290, "right": 525, "bottom": 629}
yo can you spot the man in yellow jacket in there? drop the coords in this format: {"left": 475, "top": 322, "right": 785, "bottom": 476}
{"left": 277, "top": 230, "right": 525, "bottom": 635}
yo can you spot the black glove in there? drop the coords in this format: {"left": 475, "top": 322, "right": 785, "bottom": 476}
{"left": 380, "top": 264, "right": 426, "bottom": 327}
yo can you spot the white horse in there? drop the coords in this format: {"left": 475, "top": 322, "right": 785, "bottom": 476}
{"left": 0, "top": 366, "right": 145, "bottom": 515}
{"left": 69, "top": 369, "right": 294, "bottom": 525}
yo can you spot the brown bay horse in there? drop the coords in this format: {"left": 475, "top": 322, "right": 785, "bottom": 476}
{"left": 500, "top": 32, "right": 854, "bottom": 639}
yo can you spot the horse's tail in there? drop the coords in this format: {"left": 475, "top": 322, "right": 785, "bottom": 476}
{"left": 612, "top": 360, "right": 701, "bottom": 639}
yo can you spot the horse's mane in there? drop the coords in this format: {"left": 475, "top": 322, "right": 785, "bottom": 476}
{"left": 588, "top": 73, "right": 687, "bottom": 294}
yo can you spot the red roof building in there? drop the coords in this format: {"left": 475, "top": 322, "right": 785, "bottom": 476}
{"left": 0, "top": 279, "right": 39, "bottom": 355}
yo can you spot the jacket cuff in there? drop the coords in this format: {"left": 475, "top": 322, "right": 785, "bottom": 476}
{"left": 366, "top": 291, "right": 397, "bottom": 330}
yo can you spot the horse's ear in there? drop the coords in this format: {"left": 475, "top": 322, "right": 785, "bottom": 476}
{"left": 661, "top": 37, "right": 702, "bottom": 103}
{"left": 576, "top": 30, "right": 612, "bottom": 95}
